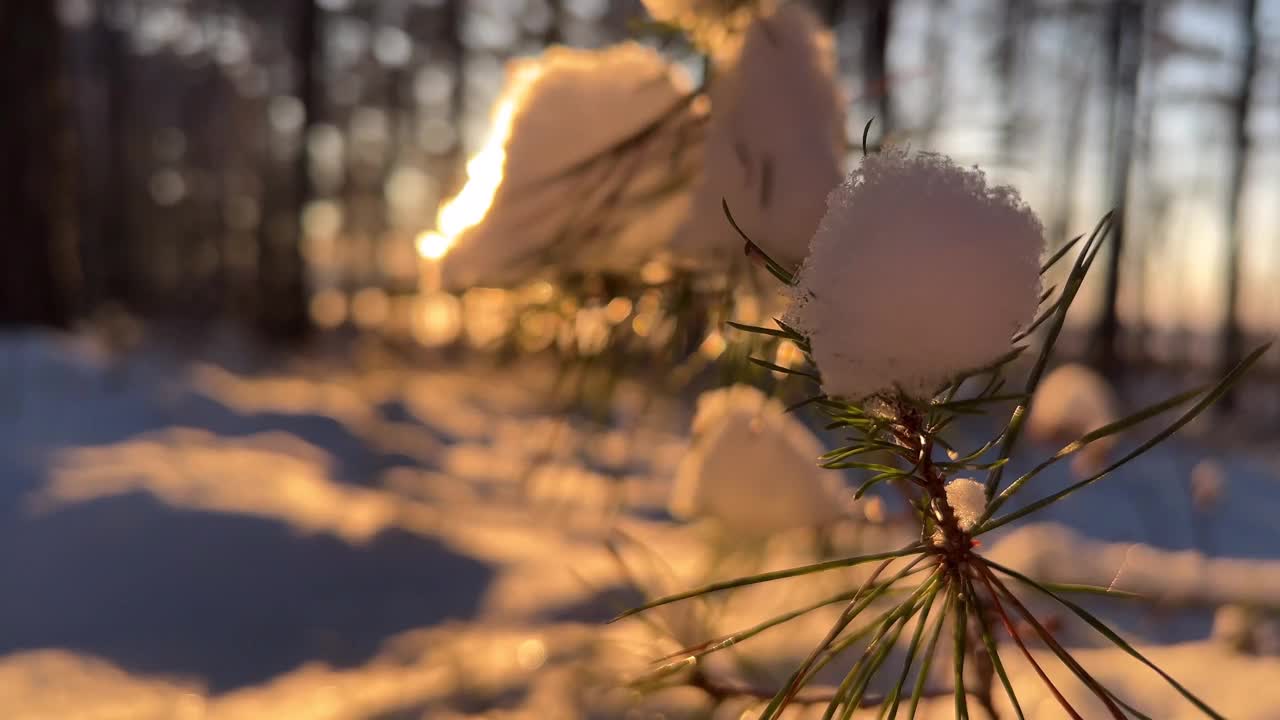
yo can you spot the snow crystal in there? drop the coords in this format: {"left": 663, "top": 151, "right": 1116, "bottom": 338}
{"left": 944, "top": 477, "right": 986, "bottom": 532}
{"left": 787, "top": 148, "right": 1044, "bottom": 401}
{"left": 671, "top": 2, "right": 844, "bottom": 273}
{"left": 1027, "top": 362, "right": 1119, "bottom": 476}
{"left": 438, "top": 42, "right": 699, "bottom": 289}
{"left": 670, "top": 384, "right": 849, "bottom": 536}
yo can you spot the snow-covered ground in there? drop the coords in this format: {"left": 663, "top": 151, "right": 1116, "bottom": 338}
{"left": 2, "top": 330, "right": 1279, "bottom": 719}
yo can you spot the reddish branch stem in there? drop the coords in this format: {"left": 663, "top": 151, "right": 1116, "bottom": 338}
{"left": 977, "top": 562, "right": 1126, "bottom": 719}
{"left": 894, "top": 404, "right": 970, "bottom": 560}
{"left": 778, "top": 552, "right": 925, "bottom": 709}
{"left": 974, "top": 565, "right": 1084, "bottom": 720}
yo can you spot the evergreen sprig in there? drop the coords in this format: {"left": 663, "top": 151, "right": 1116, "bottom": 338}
{"left": 617, "top": 208, "right": 1270, "bottom": 719}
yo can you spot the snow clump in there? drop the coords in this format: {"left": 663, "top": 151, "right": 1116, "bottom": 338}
{"left": 1026, "top": 362, "right": 1119, "bottom": 476}
{"left": 671, "top": 2, "right": 843, "bottom": 272}
{"left": 438, "top": 42, "right": 699, "bottom": 289}
{"left": 786, "top": 148, "right": 1045, "bottom": 401}
{"left": 670, "top": 384, "right": 849, "bottom": 536}
{"left": 944, "top": 478, "right": 987, "bottom": 532}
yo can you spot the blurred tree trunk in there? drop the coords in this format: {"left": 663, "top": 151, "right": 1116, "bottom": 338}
{"left": 1127, "top": 85, "right": 1158, "bottom": 364}
{"left": 545, "top": 0, "right": 562, "bottom": 45}
{"left": 258, "top": 0, "right": 318, "bottom": 340}
{"left": 100, "top": 0, "right": 134, "bottom": 308}
{"left": 0, "top": 2, "right": 82, "bottom": 327}
{"left": 819, "top": 0, "right": 843, "bottom": 27}
{"left": 442, "top": 0, "right": 467, "bottom": 199}
{"left": 1048, "top": 13, "right": 1089, "bottom": 249}
{"left": 919, "top": 0, "right": 947, "bottom": 146}
{"left": 1093, "top": 0, "right": 1143, "bottom": 373}
{"left": 862, "top": 0, "right": 893, "bottom": 135}
{"left": 1220, "top": 0, "right": 1258, "bottom": 402}
{"left": 996, "top": 0, "right": 1023, "bottom": 166}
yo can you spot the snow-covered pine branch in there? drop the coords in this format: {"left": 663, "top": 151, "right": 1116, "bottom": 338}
{"left": 786, "top": 148, "right": 1045, "bottom": 401}
{"left": 671, "top": 3, "right": 844, "bottom": 273}
{"left": 670, "top": 385, "right": 850, "bottom": 536}
{"left": 438, "top": 43, "right": 702, "bottom": 289}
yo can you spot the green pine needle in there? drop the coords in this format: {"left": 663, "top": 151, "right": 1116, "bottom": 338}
{"left": 979, "top": 380, "right": 1213, "bottom": 524}
{"left": 749, "top": 355, "right": 820, "bottom": 381}
{"left": 965, "top": 574, "right": 1026, "bottom": 720}
{"left": 978, "top": 342, "right": 1272, "bottom": 534}
{"left": 952, "top": 583, "right": 971, "bottom": 720}
{"left": 908, "top": 584, "right": 954, "bottom": 719}
{"left": 882, "top": 583, "right": 941, "bottom": 719}
{"left": 986, "top": 559, "right": 1226, "bottom": 719}
{"left": 612, "top": 546, "right": 925, "bottom": 622}
{"left": 1040, "top": 233, "right": 1084, "bottom": 275}
{"left": 984, "top": 211, "right": 1114, "bottom": 502}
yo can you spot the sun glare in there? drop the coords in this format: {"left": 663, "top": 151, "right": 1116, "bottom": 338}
{"left": 415, "top": 230, "right": 452, "bottom": 260}
{"left": 415, "top": 63, "right": 544, "bottom": 262}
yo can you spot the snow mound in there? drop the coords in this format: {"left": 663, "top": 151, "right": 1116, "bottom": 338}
{"left": 191, "top": 364, "right": 375, "bottom": 426}
{"left": 988, "top": 522, "right": 1280, "bottom": 608}
{"left": 0, "top": 650, "right": 200, "bottom": 720}
{"left": 38, "top": 428, "right": 409, "bottom": 544}
{"left": 0, "top": 330, "right": 111, "bottom": 386}
{"left": 787, "top": 148, "right": 1044, "bottom": 401}
{"left": 438, "top": 42, "right": 700, "bottom": 289}
{"left": 5, "top": 635, "right": 1278, "bottom": 719}
{"left": 1026, "top": 362, "right": 1119, "bottom": 476}
{"left": 671, "top": 2, "right": 844, "bottom": 272}
{"left": 959, "top": 640, "right": 1280, "bottom": 719}
{"left": 670, "top": 385, "right": 849, "bottom": 535}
